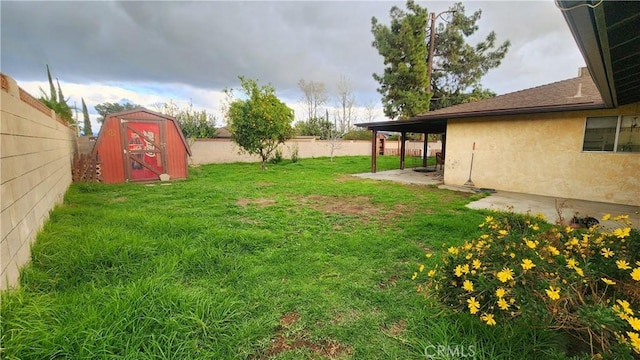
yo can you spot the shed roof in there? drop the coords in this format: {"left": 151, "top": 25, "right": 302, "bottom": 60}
{"left": 355, "top": 69, "right": 607, "bottom": 133}
{"left": 98, "top": 107, "right": 192, "bottom": 156}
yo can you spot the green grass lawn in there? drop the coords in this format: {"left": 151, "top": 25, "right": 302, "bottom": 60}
{"left": 1, "top": 156, "right": 574, "bottom": 359}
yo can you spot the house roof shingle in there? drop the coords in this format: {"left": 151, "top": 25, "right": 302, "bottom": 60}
{"left": 355, "top": 69, "right": 609, "bottom": 133}
{"left": 413, "top": 69, "right": 606, "bottom": 121}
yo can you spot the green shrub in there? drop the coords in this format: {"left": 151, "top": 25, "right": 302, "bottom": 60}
{"left": 290, "top": 144, "right": 299, "bottom": 163}
{"left": 343, "top": 129, "right": 372, "bottom": 140}
{"left": 269, "top": 149, "right": 283, "bottom": 164}
{"left": 414, "top": 213, "right": 640, "bottom": 358}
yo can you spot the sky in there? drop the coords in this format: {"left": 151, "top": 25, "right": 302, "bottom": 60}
{"left": 1, "top": 0, "right": 586, "bottom": 134}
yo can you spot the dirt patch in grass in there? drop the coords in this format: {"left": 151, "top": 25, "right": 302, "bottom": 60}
{"left": 378, "top": 275, "right": 399, "bottom": 289}
{"left": 304, "top": 195, "right": 379, "bottom": 217}
{"left": 236, "top": 198, "right": 276, "bottom": 208}
{"left": 256, "top": 312, "right": 352, "bottom": 359}
{"left": 335, "top": 175, "right": 359, "bottom": 183}
{"left": 256, "top": 182, "right": 275, "bottom": 187}
{"left": 298, "top": 195, "right": 386, "bottom": 223}
{"left": 280, "top": 312, "right": 301, "bottom": 327}
{"left": 330, "top": 311, "right": 359, "bottom": 325}
{"left": 382, "top": 319, "right": 407, "bottom": 336}
{"left": 297, "top": 195, "right": 419, "bottom": 226}
{"left": 264, "top": 335, "right": 352, "bottom": 359}
{"left": 108, "top": 196, "right": 127, "bottom": 203}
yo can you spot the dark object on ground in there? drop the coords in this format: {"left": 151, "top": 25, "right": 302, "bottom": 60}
{"left": 571, "top": 216, "right": 600, "bottom": 228}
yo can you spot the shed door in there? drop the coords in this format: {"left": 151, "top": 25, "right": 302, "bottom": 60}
{"left": 122, "top": 120, "right": 166, "bottom": 181}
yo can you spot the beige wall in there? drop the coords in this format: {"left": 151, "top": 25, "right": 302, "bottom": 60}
{"left": 444, "top": 104, "right": 640, "bottom": 206}
{"left": 1, "top": 74, "right": 77, "bottom": 290}
{"left": 189, "top": 138, "right": 373, "bottom": 165}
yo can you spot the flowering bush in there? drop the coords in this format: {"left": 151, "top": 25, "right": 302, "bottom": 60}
{"left": 414, "top": 212, "right": 640, "bottom": 357}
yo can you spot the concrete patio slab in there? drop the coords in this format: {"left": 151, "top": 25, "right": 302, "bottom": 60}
{"left": 464, "top": 189, "right": 639, "bottom": 229}
{"left": 352, "top": 167, "right": 443, "bottom": 186}
{"left": 352, "top": 169, "right": 639, "bottom": 229}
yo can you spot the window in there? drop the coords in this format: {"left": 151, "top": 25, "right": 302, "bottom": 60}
{"left": 583, "top": 115, "right": 639, "bottom": 153}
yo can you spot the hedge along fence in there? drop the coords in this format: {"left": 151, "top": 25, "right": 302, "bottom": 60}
{"left": 0, "top": 73, "right": 77, "bottom": 290}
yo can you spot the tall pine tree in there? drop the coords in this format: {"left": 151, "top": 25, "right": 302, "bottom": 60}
{"left": 430, "top": 3, "right": 510, "bottom": 110}
{"left": 371, "top": 1, "right": 510, "bottom": 117}
{"left": 81, "top": 98, "right": 93, "bottom": 136}
{"left": 371, "top": 0, "right": 430, "bottom": 120}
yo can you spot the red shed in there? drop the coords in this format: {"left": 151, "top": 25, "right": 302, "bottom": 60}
{"left": 93, "top": 108, "right": 191, "bottom": 183}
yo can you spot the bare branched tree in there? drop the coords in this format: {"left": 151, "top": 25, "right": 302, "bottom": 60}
{"left": 298, "top": 79, "right": 327, "bottom": 121}
{"left": 325, "top": 109, "right": 342, "bottom": 162}
{"left": 334, "top": 75, "right": 356, "bottom": 133}
{"left": 363, "top": 100, "right": 378, "bottom": 123}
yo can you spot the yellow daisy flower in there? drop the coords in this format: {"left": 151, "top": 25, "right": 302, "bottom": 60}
{"left": 472, "top": 259, "right": 482, "bottom": 269}
{"left": 602, "top": 213, "right": 611, "bottom": 221}
{"left": 481, "top": 313, "right": 496, "bottom": 326}
{"left": 600, "top": 248, "right": 614, "bottom": 258}
{"left": 454, "top": 265, "right": 464, "bottom": 277}
{"left": 521, "top": 259, "right": 535, "bottom": 270}
{"left": 467, "top": 297, "right": 480, "bottom": 314}
{"left": 626, "top": 331, "right": 640, "bottom": 353}
{"left": 617, "top": 260, "right": 631, "bottom": 270}
{"left": 495, "top": 287, "right": 506, "bottom": 298}
{"left": 627, "top": 317, "right": 640, "bottom": 331}
{"left": 616, "top": 300, "right": 634, "bottom": 315}
{"left": 497, "top": 298, "right": 509, "bottom": 310}
{"left": 601, "top": 278, "right": 616, "bottom": 285}
{"left": 496, "top": 268, "right": 514, "bottom": 283}
{"left": 612, "top": 227, "right": 631, "bottom": 239}
{"left": 545, "top": 286, "right": 561, "bottom": 300}
{"left": 462, "top": 280, "right": 474, "bottom": 292}
{"left": 631, "top": 267, "right": 640, "bottom": 281}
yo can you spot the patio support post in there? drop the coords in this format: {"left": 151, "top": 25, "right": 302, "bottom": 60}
{"left": 371, "top": 129, "right": 377, "bottom": 173}
{"left": 400, "top": 131, "right": 406, "bottom": 170}
{"left": 422, "top": 133, "right": 429, "bottom": 168}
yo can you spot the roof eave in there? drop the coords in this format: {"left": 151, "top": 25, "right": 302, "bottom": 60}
{"left": 355, "top": 101, "right": 607, "bottom": 131}
{"left": 558, "top": 0, "right": 616, "bottom": 107}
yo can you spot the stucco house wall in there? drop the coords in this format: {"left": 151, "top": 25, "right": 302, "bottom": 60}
{"left": 444, "top": 103, "right": 640, "bottom": 206}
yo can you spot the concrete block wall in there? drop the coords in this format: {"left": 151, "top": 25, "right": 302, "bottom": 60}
{"left": 1, "top": 73, "right": 77, "bottom": 290}
{"left": 189, "top": 138, "right": 374, "bottom": 165}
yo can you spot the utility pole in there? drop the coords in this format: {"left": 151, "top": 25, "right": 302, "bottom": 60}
{"left": 426, "top": 12, "right": 437, "bottom": 95}
{"left": 426, "top": 10, "right": 456, "bottom": 95}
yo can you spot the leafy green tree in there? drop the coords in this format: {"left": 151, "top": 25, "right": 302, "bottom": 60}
{"left": 295, "top": 117, "right": 334, "bottom": 139}
{"left": 371, "top": 0, "right": 430, "bottom": 120}
{"left": 81, "top": 98, "right": 93, "bottom": 135}
{"left": 432, "top": 86, "right": 496, "bottom": 110}
{"left": 39, "top": 65, "right": 74, "bottom": 124}
{"left": 95, "top": 102, "right": 139, "bottom": 123}
{"left": 155, "top": 100, "right": 217, "bottom": 139}
{"left": 371, "top": 1, "right": 510, "bottom": 116}
{"left": 430, "top": 3, "right": 510, "bottom": 110}
{"left": 227, "top": 77, "right": 294, "bottom": 170}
